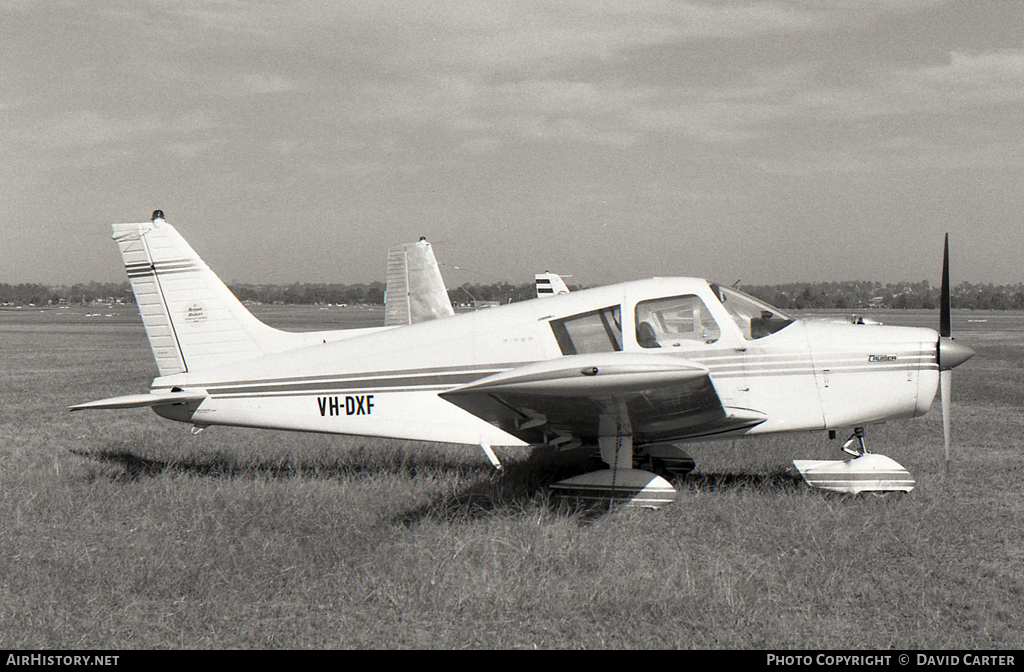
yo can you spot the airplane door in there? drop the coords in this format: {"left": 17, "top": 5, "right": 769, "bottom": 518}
{"left": 628, "top": 291, "right": 749, "bottom": 407}
{"left": 708, "top": 286, "right": 825, "bottom": 432}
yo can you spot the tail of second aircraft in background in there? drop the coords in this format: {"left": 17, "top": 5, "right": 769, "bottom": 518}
{"left": 113, "top": 211, "right": 304, "bottom": 376}
{"left": 535, "top": 272, "right": 570, "bottom": 298}
{"left": 384, "top": 237, "right": 455, "bottom": 326}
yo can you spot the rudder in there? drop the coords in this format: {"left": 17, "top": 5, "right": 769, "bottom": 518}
{"left": 384, "top": 237, "right": 454, "bottom": 326}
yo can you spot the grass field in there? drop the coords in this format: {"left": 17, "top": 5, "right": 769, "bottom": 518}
{"left": 1, "top": 304, "right": 1022, "bottom": 648}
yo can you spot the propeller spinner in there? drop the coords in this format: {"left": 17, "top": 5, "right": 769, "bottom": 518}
{"left": 937, "top": 234, "right": 975, "bottom": 473}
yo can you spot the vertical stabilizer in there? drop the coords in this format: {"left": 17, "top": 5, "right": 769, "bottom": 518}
{"left": 384, "top": 237, "right": 455, "bottom": 326}
{"left": 114, "top": 211, "right": 287, "bottom": 375}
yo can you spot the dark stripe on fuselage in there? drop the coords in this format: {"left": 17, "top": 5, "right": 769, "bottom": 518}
{"left": 212, "top": 386, "right": 452, "bottom": 399}
{"left": 159, "top": 362, "right": 530, "bottom": 393}
{"left": 207, "top": 371, "right": 493, "bottom": 397}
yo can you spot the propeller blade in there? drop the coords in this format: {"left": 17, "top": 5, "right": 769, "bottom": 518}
{"left": 941, "top": 369, "right": 952, "bottom": 475}
{"left": 940, "top": 234, "right": 952, "bottom": 474}
{"left": 940, "top": 233, "right": 951, "bottom": 338}
{"left": 936, "top": 232, "right": 973, "bottom": 372}
{"left": 936, "top": 233, "right": 973, "bottom": 476}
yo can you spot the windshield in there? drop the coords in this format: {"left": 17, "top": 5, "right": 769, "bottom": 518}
{"left": 709, "top": 284, "right": 795, "bottom": 340}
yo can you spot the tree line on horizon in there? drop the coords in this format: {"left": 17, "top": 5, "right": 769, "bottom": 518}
{"left": 3, "top": 279, "right": 1024, "bottom": 311}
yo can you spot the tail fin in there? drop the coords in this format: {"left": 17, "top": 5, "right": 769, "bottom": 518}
{"left": 115, "top": 211, "right": 288, "bottom": 375}
{"left": 535, "top": 272, "right": 570, "bottom": 298}
{"left": 384, "top": 237, "right": 455, "bottom": 326}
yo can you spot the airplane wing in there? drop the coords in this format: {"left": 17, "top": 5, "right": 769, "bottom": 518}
{"left": 440, "top": 352, "right": 765, "bottom": 446}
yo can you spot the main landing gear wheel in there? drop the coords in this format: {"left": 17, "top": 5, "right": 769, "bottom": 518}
{"left": 635, "top": 444, "right": 696, "bottom": 478}
{"left": 585, "top": 443, "right": 696, "bottom": 480}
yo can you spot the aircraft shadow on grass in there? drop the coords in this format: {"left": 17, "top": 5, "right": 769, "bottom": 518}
{"left": 393, "top": 456, "right": 808, "bottom": 525}
{"left": 69, "top": 445, "right": 484, "bottom": 483}
{"left": 681, "top": 470, "right": 804, "bottom": 493}
{"left": 71, "top": 444, "right": 805, "bottom": 523}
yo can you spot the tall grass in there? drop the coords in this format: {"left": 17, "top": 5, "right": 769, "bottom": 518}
{"left": 1, "top": 306, "right": 1022, "bottom": 648}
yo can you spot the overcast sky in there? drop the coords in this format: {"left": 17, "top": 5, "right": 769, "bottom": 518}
{"left": 2, "top": 1, "right": 1022, "bottom": 288}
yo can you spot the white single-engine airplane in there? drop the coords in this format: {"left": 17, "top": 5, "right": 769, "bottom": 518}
{"left": 73, "top": 212, "right": 974, "bottom": 507}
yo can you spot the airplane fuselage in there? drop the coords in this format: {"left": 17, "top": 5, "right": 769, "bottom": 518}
{"left": 150, "top": 277, "right": 940, "bottom": 449}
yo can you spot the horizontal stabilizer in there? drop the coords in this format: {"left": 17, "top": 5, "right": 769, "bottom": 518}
{"left": 69, "top": 391, "right": 207, "bottom": 411}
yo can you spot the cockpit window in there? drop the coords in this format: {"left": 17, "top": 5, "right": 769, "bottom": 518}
{"left": 634, "top": 295, "right": 720, "bottom": 347}
{"left": 710, "top": 284, "right": 794, "bottom": 340}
